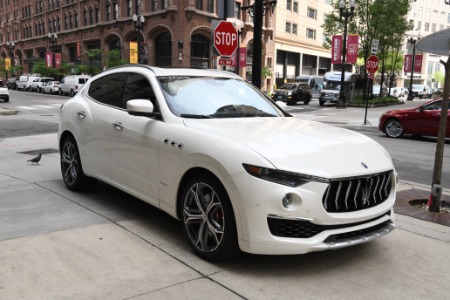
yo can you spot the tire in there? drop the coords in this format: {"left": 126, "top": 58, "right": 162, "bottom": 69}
{"left": 319, "top": 100, "right": 324, "bottom": 106}
{"left": 71, "top": 90, "right": 76, "bottom": 97}
{"left": 42, "top": 88, "right": 46, "bottom": 94}
{"left": 287, "top": 101, "right": 294, "bottom": 105}
{"left": 4, "top": 97, "right": 9, "bottom": 103}
{"left": 384, "top": 119, "right": 404, "bottom": 138}
{"left": 180, "top": 173, "right": 239, "bottom": 261}
{"left": 60, "top": 136, "right": 97, "bottom": 191}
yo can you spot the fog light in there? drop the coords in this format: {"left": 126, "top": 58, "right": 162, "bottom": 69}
{"left": 282, "top": 194, "right": 293, "bottom": 208}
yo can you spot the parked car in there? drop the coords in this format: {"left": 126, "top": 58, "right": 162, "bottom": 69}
{"left": 59, "top": 75, "right": 91, "bottom": 96}
{"left": 388, "top": 87, "right": 408, "bottom": 99}
{"left": 58, "top": 65, "right": 396, "bottom": 261}
{"left": 42, "top": 81, "right": 60, "bottom": 94}
{"left": 271, "top": 82, "right": 312, "bottom": 105}
{"left": 16, "top": 75, "right": 29, "bottom": 91}
{"left": 25, "top": 75, "right": 41, "bottom": 91}
{"left": 6, "top": 77, "right": 18, "bottom": 90}
{"left": 0, "top": 80, "right": 10, "bottom": 102}
{"left": 379, "top": 98, "right": 450, "bottom": 138}
{"left": 372, "top": 85, "right": 388, "bottom": 97}
{"left": 30, "top": 77, "right": 54, "bottom": 92}
{"left": 411, "top": 84, "right": 426, "bottom": 99}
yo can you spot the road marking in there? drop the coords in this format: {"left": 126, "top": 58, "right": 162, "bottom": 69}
{"left": 16, "top": 106, "right": 38, "bottom": 110}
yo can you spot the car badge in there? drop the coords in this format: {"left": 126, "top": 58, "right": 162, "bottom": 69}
{"left": 361, "top": 162, "right": 368, "bottom": 169}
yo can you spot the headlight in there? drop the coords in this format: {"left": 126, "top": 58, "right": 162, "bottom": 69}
{"left": 243, "top": 164, "right": 329, "bottom": 187}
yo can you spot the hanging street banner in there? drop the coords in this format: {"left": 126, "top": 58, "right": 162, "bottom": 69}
{"left": 331, "top": 35, "right": 342, "bottom": 64}
{"left": 239, "top": 47, "right": 246, "bottom": 68}
{"left": 414, "top": 54, "right": 423, "bottom": 72}
{"left": 46, "top": 52, "right": 53, "bottom": 67}
{"left": 4, "top": 58, "right": 11, "bottom": 70}
{"left": 404, "top": 54, "right": 423, "bottom": 73}
{"left": 130, "top": 42, "right": 138, "bottom": 64}
{"left": 55, "top": 53, "right": 62, "bottom": 69}
{"left": 346, "top": 34, "right": 359, "bottom": 64}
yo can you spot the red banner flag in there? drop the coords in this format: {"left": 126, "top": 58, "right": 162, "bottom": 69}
{"left": 346, "top": 34, "right": 359, "bottom": 64}
{"left": 331, "top": 35, "right": 342, "bottom": 64}
{"left": 404, "top": 54, "right": 412, "bottom": 72}
{"left": 239, "top": 48, "right": 246, "bottom": 68}
{"left": 55, "top": 53, "right": 62, "bottom": 69}
{"left": 414, "top": 54, "right": 423, "bottom": 73}
{"left": 46, "top": 52, "right": 53, "bottom": 68}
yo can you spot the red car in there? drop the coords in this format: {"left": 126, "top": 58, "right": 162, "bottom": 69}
{"left": 379, "top": 99, "right": 450, "bottom": 138}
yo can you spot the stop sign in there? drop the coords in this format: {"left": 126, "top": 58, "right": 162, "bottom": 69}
{"left": 214, "top": 21, "right": 238, "bottom": 57}
{"left": 366, "top": 55, "right": 379, "bottom": 74}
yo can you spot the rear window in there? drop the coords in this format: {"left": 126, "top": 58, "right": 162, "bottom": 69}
{"left": 78, "top": 78, "right": 87, "bottom": 84}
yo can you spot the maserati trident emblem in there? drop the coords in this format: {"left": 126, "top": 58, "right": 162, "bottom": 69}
{"left": 361, "top": 162, "right": 368, "bottom": 169}
{"left": 362, "top": 178, "right": 372, "bottom": 205}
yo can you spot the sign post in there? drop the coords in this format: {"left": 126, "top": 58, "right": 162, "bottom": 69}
{"left": 364, "top": 55, "right": 380, "bottom": 125}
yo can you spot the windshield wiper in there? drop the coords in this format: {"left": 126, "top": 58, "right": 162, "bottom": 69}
{"left": 180, "top": 114, "right": 213, "bottom": 119}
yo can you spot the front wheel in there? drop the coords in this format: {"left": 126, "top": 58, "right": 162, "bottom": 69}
{"left": 60, "top": 136, "right": 97, "bottom": 191}
{"left": 384, "top": 119, "right": 404, "bottom": 138}
{"left": 180, "top": 174, "right": 239, "bottom": 261}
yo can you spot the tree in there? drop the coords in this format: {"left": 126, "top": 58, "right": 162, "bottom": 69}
{"left": 322, "top": 0, "right": 411, "bottom": 81}
{"left": 106, "top": 49, "right": 126, "bottom": 68}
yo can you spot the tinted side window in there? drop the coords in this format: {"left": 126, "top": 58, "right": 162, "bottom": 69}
{"left": 88, "top": 73, "right": 127, "bottom": 107}
{"left": 78, "top": 78, "right": 87, "bottom": 84}
{"left": 121, "top": 73, "right": 157, "bottom": 110}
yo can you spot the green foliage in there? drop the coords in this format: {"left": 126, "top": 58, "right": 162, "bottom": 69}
{"left": 106, "top": 49, "right": 127, "bottom": 68}
{"left": 434, "top": 71, "right": 444, "bottom": 86}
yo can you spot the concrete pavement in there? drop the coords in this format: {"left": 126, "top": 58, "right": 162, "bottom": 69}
{"left": 1, "top": 105, "right": 449, "bottom": 299}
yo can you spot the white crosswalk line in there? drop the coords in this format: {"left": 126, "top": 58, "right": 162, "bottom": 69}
{"left": 35, "top": 105, "right": 57, "bottom": 109}
{"left": 16, "top": 106, "right": 38, "bottom": 110}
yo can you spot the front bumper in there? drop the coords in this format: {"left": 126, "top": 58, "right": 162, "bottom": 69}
{"left": 319, "top": 94, "right": 339, "bottom": 103}
{"left": 230, "top": 171, "right": 396, "bottom": 255}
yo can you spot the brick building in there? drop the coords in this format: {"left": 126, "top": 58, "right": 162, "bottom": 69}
{"left": 0, "top": 0, "right": 276, "bottom": 90}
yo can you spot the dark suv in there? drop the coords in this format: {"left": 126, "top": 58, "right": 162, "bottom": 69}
{"left": 271, "top": 82, "right": 312, "bottom": 105}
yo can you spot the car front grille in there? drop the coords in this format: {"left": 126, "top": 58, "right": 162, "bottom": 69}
{"left": 323, "top": 171, "right": 393, "bottom": 213}
{"left": 267, "top": 211, "right": 391, "bottom": 239}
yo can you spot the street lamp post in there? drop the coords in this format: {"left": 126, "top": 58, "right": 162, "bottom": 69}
{"left": 133, "top": 13, "right": 147, "bottom": 64}
{"left": 336, "top": 0, "right": 355, "bottom": 109}
{"left": 6, "top": 41, "right": 14, "bottom": 81}
{"left": 407, "top": 37, "right": 418, "bottom": 101}
{"left": 48, "top": 33, "right": 58, "bottom": 69}
{"left": 241, "top": 0, "right": 277, "bottom": 89}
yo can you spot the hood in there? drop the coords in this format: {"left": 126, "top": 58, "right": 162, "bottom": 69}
{"left": 321, "top": 88, "right": 339, "bottom": 94}
{"left": 384, "top": 107, "right": 418, "bottom": 115}
{"left": 184, "top": 118, "right": 393, "bottom": 179}
{"left": 272, "top": 89, "right": 291, "bottom": 94}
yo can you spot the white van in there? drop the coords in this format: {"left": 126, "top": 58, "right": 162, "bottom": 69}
{"left": 59, "top": 75, "right": 91, "bottom": 96}
{"left": 16, "top": 74, "right": 40, "bottom": 91}
{"left": 295, "top": 75, "right": 325, "bottom": 98}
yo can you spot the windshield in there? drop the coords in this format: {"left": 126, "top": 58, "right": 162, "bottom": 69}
{"left": 324, "top": 82, "right": 341, "bottom": 90}
{"left": 412, "top": 84, "right": 423, "bottom": 90}
{"left": 158, "top": 76, "right": 284, "bottom": 118}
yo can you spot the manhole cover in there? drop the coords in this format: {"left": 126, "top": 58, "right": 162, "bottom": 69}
{"left": 18, "top": 148, "right": 59, "bottom": 155}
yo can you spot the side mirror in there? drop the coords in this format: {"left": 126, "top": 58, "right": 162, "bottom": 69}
{"left": 127, "top": 99, "right": 161, "bottom": 119}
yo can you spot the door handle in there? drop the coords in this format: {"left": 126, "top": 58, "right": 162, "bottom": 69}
{"left": 113, "top": 122, "right": 124, "bottom": 130}
{"left": 77, "top": 111, "right": 87, "bottom": 118}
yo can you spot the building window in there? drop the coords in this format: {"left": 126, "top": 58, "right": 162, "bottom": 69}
{"left": 106, "top": 4, "right": 111, "bottom": 21}
{"left": 69, "top": 14, "right": 73, "bottom": 29}
{"left": 64, "top": 15, "right": 68, "bottom": 30}
{"left": 75, "top": 12, "right": 78, "bottom": 28}
{"left": 84, "top": 10, "right": 88, "bottom": 26}
{"left": 307, "top": 28, "right": 316, "bottom": 39}
{"left": 127, "top": 0, "right": 132, "bottom": 16}
{"left": 425, "top": 22, "right": 430, "bottom": 31}
{"left": 308, "top": 7, "right": 317, "bottom": 19}
{"left": 235, "top": 2, "right": 241, "bottom": 19}
{"left": 448, "top": 13, "right": 450, "bottom": 23}
{"left": 432, "top": 23, "right": 436, "bottom": 32}
{"left": 89, "top": 8, "right": 93, "bottom": 25}
{"left": 292, "top": 23, "right": 297, "bottom": 35}
{"left": 114, "top": 3, "right": 118, "bottom": 20}
{"left": 417, "top": 21, "right": 421, "bottom": 31}
{"left": 286, "top": 0, "right": 292, "bottom": 10}
{"left": 191, "top": 34, "right": 210, "bottom": 69}
{"left": 293, "top": 1, "right": 298, "bottom": 13}
{"left": 49, "top": 20, "right": 52, "bottom": 32}
{"left": 57, "top": 16, "right": 61, "bottom": 31}
{"left": 152, "top": 0, "right": 157, "bottom": 11}
{"left": 285, "top": 22, "right": 291, "bottom": 33}
{"left": 196, "top": 0, "right": 203, "bottom": 10}
{"left": 207, "top": 0, "right": 213, "bottom": 13}
{"left": 155, "top": 32, "right": 172, "bottom": 67}
{"left": 324, "top": 0, "right": 332, "bottom": 5}
{"left": 95, "top": 6, "right": 99, "bottom": 23}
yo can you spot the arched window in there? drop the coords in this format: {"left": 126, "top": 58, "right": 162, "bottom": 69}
{"left": 69, "top": 14, "right": 73, "bottom": 29}
{"left": 89, "top": 7, "right": 93, "bottom": 25}
{"left": 84, "top": 9, "right": 88, "bottom": 26}
{"left": 190, "top": 34, "right": 210, "bottom": 69}
{"left": 64, "top": 14, "right": 68, "bottom": 30}
{"left": 155, "top": 32, "right": 172, "bottom": 67}
{"left": 75, "top": 12, "right": 79, "bottom": 28}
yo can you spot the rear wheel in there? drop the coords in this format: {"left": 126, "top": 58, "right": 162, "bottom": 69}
{"left": 180, "top": 174, "right": 239, "bottom": 261}
{"left": 384, "top": 119, "right": 404, "bottom": 138}
{"left": 60, "top": 136, "right": 97, "bottom": 191}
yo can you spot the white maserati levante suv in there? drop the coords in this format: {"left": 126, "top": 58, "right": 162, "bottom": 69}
{"left": 58, "top": 65, "right": 396, "bottom": 261}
